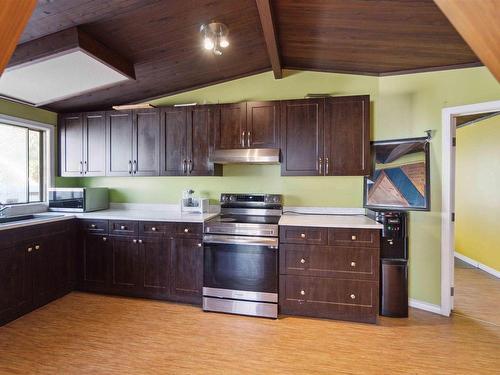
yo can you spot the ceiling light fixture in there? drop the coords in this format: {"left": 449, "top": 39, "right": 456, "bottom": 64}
{"left": 200, "top": 22, "right": 229, "bottom": 56}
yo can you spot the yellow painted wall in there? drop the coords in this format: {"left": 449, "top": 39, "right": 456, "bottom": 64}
{"left": 455, "top": 115, "right": 500, "bottom": 271}
{"left": 3, "top": 67, "right": 499, "bottom": 306}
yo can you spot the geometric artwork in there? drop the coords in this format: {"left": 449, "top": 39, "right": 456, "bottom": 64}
{"left": 364, "top": 138, "right": 430, "bottom": 211}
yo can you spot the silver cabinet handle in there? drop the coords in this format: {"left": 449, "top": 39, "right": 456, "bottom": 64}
{"left": 128, "top": 160, "right": 132, "bottom": 174}
{"left": 197, "top": 243, "right": 202, "bottom": 247}
{"left": 184, "top": 228, "right": 189, "bottom": 233}
{"left": 27, "top": 247, "right": 33, "bottom": 253}
{"left": 188, "top": 160, "right": 193, "bottom": 174}
{"left": 241, "top": 131, "right": 245, "bottom": 147}
{"left": 138, "top": 239, "right": 143, "bottom": 244}
{"left": 183, "top": 160, "right": 187, "bottom": 174}
{"left": 84, "top": 160, "right": 88, "bottom": 174}
{"left": 350, "top": 294, "right": 356, "bottom": 300}
{"left": 133, "top": 239, "right": 137, "bottom": 243}
{"left": 325, "top": 157, "right": 329, "bottom": 175}
{"left": 300, "top": 233, "right": 306, "bottom": 238}
{"left": 90, "top": 224, "right": 96, "bottom": 228}
{"left": 103, "top": 237, "right": 107, "bottom": 242}
{"left": 120, "top": 225, "right": 126, "bottom": 230}
{"left": 351, "top": 235, "right": 357, "bottom": 241}
{"left": 300, "top": 258, "right": 306, "bottom": 264}
{"left": 247, "top": 131, "right": 251, "bottom": 147}
{"left": 133, "top": 160, "right": 137, "bottom": 174}
{"left": 300, "top": 290, "right": 305, "bottom": 296}
{"left": 35, "top": 245, "right": 40, "bottom": 250}
{"left": 319, "top": 157, "right": 323, "bottom": 175}
{"left": 350, "top": 261, "right": 356, "bottom": 267}
{"left": 80, "top": 161, "right": 84, "bottom": 174}
{"left": 151, "top": 227, "right": 157, "bottom": 231}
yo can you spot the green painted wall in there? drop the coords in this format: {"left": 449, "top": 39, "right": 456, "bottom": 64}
{"left": 455, "top": 115, "right": 500, "bottom": 271}
{"left": 19, "top": 67, "right": 500, "bottom": 306}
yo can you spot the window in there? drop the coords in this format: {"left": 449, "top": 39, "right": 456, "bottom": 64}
{"left": 0, "top": 122, "right": 44, "bottom": 204}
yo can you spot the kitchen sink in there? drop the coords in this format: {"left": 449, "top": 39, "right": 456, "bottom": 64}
{"left": 0, "top": 214, "right": 63, "bottom": 224}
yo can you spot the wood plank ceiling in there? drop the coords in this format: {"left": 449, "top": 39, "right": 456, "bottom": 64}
{"left": 10, "top": 0, "right": 480, "bottom": 112}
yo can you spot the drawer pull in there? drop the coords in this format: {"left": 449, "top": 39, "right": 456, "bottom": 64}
{"left": 27, "top": 247, "right": 33, "bottom": 253}
{"left": 198, "top": 243, "right": 202, "bottom": 247}
{"left": 133, "top": 239, "right": 137, "bottom": 243}
{"left": 151, "top": 227, "right": 157, "bottom": 231}
{"left": 350, "top": 261, "right": 356, "bottom": 267}
{"left": 388, "top": 240, "right": 393, "bottom": 245}
{"left": 90, "top": 224, "right": 96, "bottom": 229}
{"left": 120, "top": 225, "right": 126, "bottom": 230}
{"left": 350, "top": 294, "right": 356, "bottom": 300}
{"left": 300, "top": 258, "right": 306, "bottom": 264}
{"left": 138, "top": 239, "right": 143, "bottom": 244}
{"left": 35, "top": 245, "right": 40, "bottom": 250}
{"left": 300, "top": 233, "right": 306, "bottom": 238}
{"left": 351, "top": 235, "right": 357, "bottom": 241}
{"left": 103, "top": 237, "right": 107, "bottom": 242}
{"left": 300, "top": 290, "right": 305, "bottom": 296}
{"left": 184, "top": 228, "right": 189, "bottom": 233}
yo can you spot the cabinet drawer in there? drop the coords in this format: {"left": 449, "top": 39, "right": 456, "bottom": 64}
{"left": 24, "top": 220, "right": 70, "bottom": 239}
{"left": 280, "top": 245, "right": 379, "bottom": 280}
{"left": 79, "top": 219, "right": 108, "bottom": 234}
{"left": 139, "top": 221, "right": 174, "bottom": 237}
{"left": 279, "top": 275, "right": 378, "bottom": 323}
{"left": 279, "top": 226, "right": 328, "bottom": 245}
{"left": 328, "top": 228, "right": 380, "bottom": 248}
{"left": 109, "top": 220, "right": 138, "bottom": 236}
{"left": 175, "top": 223, "right": 203, "bottom": 237}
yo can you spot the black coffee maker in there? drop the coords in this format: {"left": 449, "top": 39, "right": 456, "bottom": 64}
{"left": 367, "top": 210, "right": 408, "bottom": 318}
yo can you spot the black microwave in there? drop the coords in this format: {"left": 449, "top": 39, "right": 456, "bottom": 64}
{"left": 48, "top": 188, "right": 109, "bottom": 212}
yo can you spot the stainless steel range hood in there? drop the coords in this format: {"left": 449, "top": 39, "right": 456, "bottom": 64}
{"left": 210, "top": 148, "right": 280, "bottom": 164}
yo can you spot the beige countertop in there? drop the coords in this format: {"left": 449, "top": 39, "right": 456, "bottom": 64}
{"left": 279, "top": 213, "right": 383, "bottom": 229}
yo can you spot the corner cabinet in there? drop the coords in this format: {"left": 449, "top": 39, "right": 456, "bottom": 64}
{"left": 280, "top": 95, "right": 370, "bottom": 176}
{"left": 59, "top": 112, "right": 106, "bottom": 177}
{"left": 160, "top": 105, "right": 221, "bottom": 176}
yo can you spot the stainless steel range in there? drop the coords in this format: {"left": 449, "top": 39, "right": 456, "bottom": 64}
{"left": 203, "top": 193, "right": 282, "bottom": 318}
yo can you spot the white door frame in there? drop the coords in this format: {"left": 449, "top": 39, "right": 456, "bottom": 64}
{"left": 441, "top": 100, "right": 500, "bottom": 316}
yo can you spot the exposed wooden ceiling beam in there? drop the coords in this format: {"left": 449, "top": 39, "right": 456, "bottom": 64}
{"left": 434, "top": 0, "right": 500, "bottom": 81}
{"left": 256, "top": 0, "right": 282, "bottom": 79}
{"left": 0, "top": 0, "right": 36, "bottom": 75}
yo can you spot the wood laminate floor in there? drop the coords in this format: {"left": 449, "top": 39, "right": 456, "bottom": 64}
{"left": 1, "top": 286, "right": 499, "bottom": 374}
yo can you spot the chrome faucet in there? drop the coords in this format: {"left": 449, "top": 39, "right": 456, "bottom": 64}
{"left": 0, "top": 202, "right": 9, "bottom": 217}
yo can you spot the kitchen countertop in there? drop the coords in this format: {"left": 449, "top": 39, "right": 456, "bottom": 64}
{"left": 279, "top": 213, "right": 383, "bottom": 229}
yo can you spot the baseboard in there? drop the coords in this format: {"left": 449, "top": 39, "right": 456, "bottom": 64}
{"left": 454, "top": 251, "right": 500, "bottom": 278}
{"left": 408, "top": 298, "right": 443, "bottom": 315}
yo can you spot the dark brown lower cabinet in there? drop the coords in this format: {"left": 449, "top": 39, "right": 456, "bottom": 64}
{"left": 169, "top": 237, "right": 203, "bottom": 305}
{"left": 279, "top": 275, "right": 378, "bottom": 324}
{"left": 81, "top": 234, "right": 110, "bottom": 292}
{"left": 0, "top": 221, "right": 74, "bottom": 327}
{"left": 141, "top": 236, "right": 170, "bottom": 299}
{"left": 110, "top": 236, "right": 141, "bottom": 293}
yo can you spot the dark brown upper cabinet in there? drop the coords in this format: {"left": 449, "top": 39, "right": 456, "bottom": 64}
{"left": 281, "top": 96, "right": 370, "bottom": 176}
{"left": 215, "top": 101, "right": 280, "bottom": 150}
{"left": 160, "top": 105, "right": 221, "bottom": 176}
{"left": 281, "top": 99, "right": 324, "bottom": 176}
{"left": 324, "top": 95, "right": 370, "bottom": 176}
{"left": 106, "top": 109, "right": 159, "bottom": 177}
{"left": 59, "top": 112, "right": 106, "bottom": 177}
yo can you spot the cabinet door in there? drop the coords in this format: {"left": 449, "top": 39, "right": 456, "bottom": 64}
{"left": 82, "top": 234, "right": 110, "bottom": 291}
{"left": 281, "top": 99, "right": 324, "bottom": 176}
{"left": 59, "top": 113, "right": 84, "bottom": 176}
{"left": 246, "top": 101, "right": 280, "bottom": 148}
{"left": 133, "top": 108, "right": 160, "bottom": 176}
{"left": 106, "top": 110, "right": 134, "bottom": 176}
{"left": 32, "top": 234, "right": 71, "bottom": 307}
{"left": 83, "top": 112, "right": 106, "bottom": 176}
{"left": 324, "top": 95, "right": 370, "bottom": 176}
{"left": 215, "top": 103, "right": 246, "bottom": 149}
{"left": 110, "top": 236, "right": 141, "bottom": 293}
{"left": 0, "top": 244, "right": 32, "bottom": 325}
{"left": 170, "top": 237, "right": 203, "bottom": 304}
{"left": 187, "top": 105, "right": 217, "bottom": 176}
{"left": 141, "top": 237, "right": 170, "bottom": 298}
{"left": 160, "top": 107, "right": 187, "bottom": 176}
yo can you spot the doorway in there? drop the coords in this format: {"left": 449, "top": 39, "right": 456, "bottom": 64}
{"left": 441, "top": 100, "right": 500, "bottom": 317}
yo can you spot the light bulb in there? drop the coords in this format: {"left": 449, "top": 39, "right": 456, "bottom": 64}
{"left": 203, "top": 37, "right": 214, "bottom": 50}
{"left": 219, "top": 38, "right": 229, "bottom": 48}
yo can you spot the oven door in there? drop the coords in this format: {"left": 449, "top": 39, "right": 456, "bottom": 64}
{"left": 203, "top": 234, "right": 278, "bottom": 302}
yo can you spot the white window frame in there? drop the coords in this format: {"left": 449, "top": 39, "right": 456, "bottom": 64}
{"left": 0, "top": 114, "right": 55, "bottom": 206}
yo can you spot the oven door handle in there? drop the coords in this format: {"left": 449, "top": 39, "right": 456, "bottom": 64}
{"left": 203, "top": 234, "right": 278, "bottom": 248}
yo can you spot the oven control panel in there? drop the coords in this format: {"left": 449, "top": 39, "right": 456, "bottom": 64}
{"left": 220, "top": 193, "right": 283, "bottom": 206}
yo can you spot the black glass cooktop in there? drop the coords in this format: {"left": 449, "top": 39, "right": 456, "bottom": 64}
{"left": 207, "top": 214, "right": 280, "bottom": 225}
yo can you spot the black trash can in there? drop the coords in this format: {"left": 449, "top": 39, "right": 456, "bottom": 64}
{"left": 381, "top": 258, "right": 408, "bottom": 317}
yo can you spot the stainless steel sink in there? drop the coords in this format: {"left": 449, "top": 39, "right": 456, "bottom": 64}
{"left": 0, "top": 214, "right": 63, "bottom": 224}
